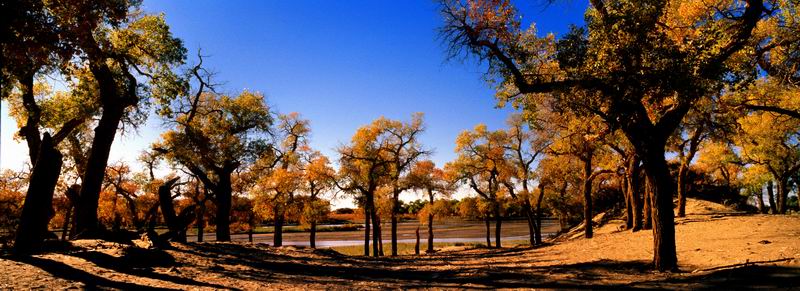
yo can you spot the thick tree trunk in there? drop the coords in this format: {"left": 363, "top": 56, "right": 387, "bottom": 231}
{"left": 582, "top": 156, "right": 593, "bottom": 239}
{"left": 157, "top": 178, "right": 188, "bottom": 243}
{"left": 766, "top": 181, "right": 777, "bottom": 214}
{"left": 215, "top": 174, "right": 233, "bottom": 241}
{"left": 676, "top": 164, "right": 689, "bottom": 217}
{"left": 640, "top": 148, "right": 678, "bottom": 272}
{"left": 14, "top": 134, "right": 63, "bottom": 253}
{"left": 310, "top": 220, "right": 317, "bottom": 248}
{"left": 75, "top": 103, "right": 126, "bottom": 237}
{"left": 273, "top": 209, "right": 284, "bottom": 247}
{"left": 494, "top": 204, "right": 502, "bottom": 248}
{"left": 776, "top": 179, "right": 788, "bottom": 214}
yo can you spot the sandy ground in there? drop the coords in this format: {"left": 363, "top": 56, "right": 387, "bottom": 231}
{"left": 1, "top": 199, "right": 799, "bottom": 289}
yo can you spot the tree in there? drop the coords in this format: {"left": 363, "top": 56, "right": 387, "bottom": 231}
{"left": 155, "top": 90, "right": 273, "bottom": 241}
{"left": 252, "top": 112, "right": 310, "bottom": 247}
{"left": 439, "top": 0, "right": 782, "bottom": 271}
{"left": 408, "top": 160, "right": 450, "bottom": 253}
{"left": 301, "top": 152, "right": 336, "bottom": 248}
{"left": 500, "top": 114, "right": 549, "bottom": 245}
{"left": 736, "top": 110, "right": 800, "bottom": 214}
{"left": 337, "top": 119, "right": 394, "bottom": 257}
{"left": 379, "top": 113, "right": 428, "bottom": 256}
{"left": 446, "top": 124, "right": 509, "bottom": 248}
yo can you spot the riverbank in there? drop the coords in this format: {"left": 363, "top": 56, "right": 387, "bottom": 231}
{"left": 1, "top": 200, "right": 798, "bottom": 289}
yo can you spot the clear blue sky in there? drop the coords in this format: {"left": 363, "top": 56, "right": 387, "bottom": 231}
{"left": 1, "top": 0, "right": 588, "bottom": 204}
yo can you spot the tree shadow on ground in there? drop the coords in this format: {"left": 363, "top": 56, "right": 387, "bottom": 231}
{"left": 634, "top": 265, "right": 800, "bottom": 289}
{"left": 65, "top": 248, "right": 237, "bottom": 290}
{"left": 8, "top": 255, "right": 177, "bottom": 290}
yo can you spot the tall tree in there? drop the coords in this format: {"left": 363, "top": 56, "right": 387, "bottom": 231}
{"left": 301, "top": 152, "right": 336, "bottom": 248}
{"left": 380, "top": 113, "right": 428, "bottom": 256}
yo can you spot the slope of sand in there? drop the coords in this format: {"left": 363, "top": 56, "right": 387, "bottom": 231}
{"left": 1, "top": 199, "right": 798, "bottom": 289}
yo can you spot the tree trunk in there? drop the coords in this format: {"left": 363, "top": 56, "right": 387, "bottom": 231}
{"left": 494, "top": 203, "right": 502, "bottom": 248}
{"left": 363, "top": 206, "right": 370, "bottom": 256}
{"left": 640, "top": 148, "right": 678, "bottom": 272}
{"left": 676, "top": 164, "right": 689, "bottom": 217}
{"left": 75, "top": 103, "right": 126, "bottom": 237}
{"left": 534, "top": 183, "right": 545, "bottom": 245}
{"left": 776, "top": 179, "right": 788, "bottom": 214}
{"left": 376, "top": 215, "right": 384, "bottom": 256}
{"left": 524, "top": 203, "right": 536, "bottom": 246}
{"left": 61, "top": 206, "right": 72, "bottom": 241}
{"left": 14, "top": 134, "right": 63, "bottom": 253}
{"left": 367, "top": 193, "right": 380, "bottom": 257}
{"left": 157, "top": 177, "right": 185, "bottom": 243}
{"left": 754, "top": 187, "right": 766, "bottom": 214}
{"left": 415, "top": 226, "right": 420, "bottom": 255}
{"left": 310, "top": 220, "right": 317, "bottom": 248}
{"left": 196, "top": 204, "right": 205, "bottom": 242}
{"left": 484, "top": 215, "right": 491, "bottom": 247}
{"left": 628, "top": 155, "right": 643, "bottom": 231}
{"left": 273, "top": 209, "right": 284, "bottom": 247}
{"left": 215, "top": 173, "right": 233, "bottom": 241}
{"left": 643, "top": 176, "right": 652, "bottom": 230}
{"left": 766, "top": 181, "right": 777, "bottom": 214}
{"left": 582, "top": 156, "right": 593, "bottom": 239}
{"left": 623, "top": 174, "right": 633, "bottom": 230}
{"left": 427, "top": 190, "right": 435, "bottom": 253}
{"left": 390, "top": 191, "right": 399, "bottom": 256}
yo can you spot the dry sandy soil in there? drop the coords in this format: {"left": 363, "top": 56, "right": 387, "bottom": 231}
{"left": 1, "top": 199, "right": 799, "bottom": 290}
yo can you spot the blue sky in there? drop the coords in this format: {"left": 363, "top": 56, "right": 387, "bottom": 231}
{"left": 1, "top": 0, "right": 588, "bottom": 205}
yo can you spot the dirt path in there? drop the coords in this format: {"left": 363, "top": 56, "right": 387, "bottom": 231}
{"left": 2, "top": 200, "right": 799, "bottom": 289}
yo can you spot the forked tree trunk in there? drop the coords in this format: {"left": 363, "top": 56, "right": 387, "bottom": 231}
{"left": 14, "top": 134, "right": 63, "bottom": 253}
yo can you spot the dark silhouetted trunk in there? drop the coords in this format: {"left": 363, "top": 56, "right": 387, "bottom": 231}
{"left": 494, "top": 203, "right": 502, "bottom": 248}
{"left": 415, "top": 226, "right": 421, "bottom": 255}
{"left": 623, "top": 174, "right": 633, "bottom": 230}
{"left": 61, "top": 206, "right": 72, "bottom": 241}
{"left": 676, "top": 164, "right": 689, "bottom": 218}
{"left": 582, "top": 155, "right": 593, "bottom": 239}
{"left": 376, "top": 215, "right": 384, "bottom": 256}
{"left": 640, "top": 146, "right": 678, "bottom": 271}
{"left": 75, "top": 102, "right": 126, "bottom": 237}
{"left": 158, "top": 177, "right": 187, "bottom": 243}
{"left": 391, "top": 190, "right": 400, "bottom": 256}
{"left": 14, "top": 134, "right": 63, "bottom": 253}
{"left": 534, "top": 183, "right": 545, "bottom": 245}
{"left": 427, "top": 189, "right": 435, "bottom": 253}
{"left": 215, "top": 173, "right": 233, "bottom": 241}
{"left": 776, "top": 179, "right": 788, "bottom": 214}
{"left": 196, "top": 205, "right": 205, "bottom": 242}
{"left": 273, "top": 210, "right": 284, "bottom": 247}
{"left": 310, "top": 220, "right": 317, "bottom": 248}
{"left": 367, "top": 193, "right": 380, "bottom": 257}
{"left": 766, "top": 181, "right": 777, "bottom": 214}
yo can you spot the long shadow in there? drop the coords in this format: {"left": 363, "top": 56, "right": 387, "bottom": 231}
{"left": 184, "top": 243, "right": 630, "bottom": 289}
{"left": 9, "top": 255, "right": 177, "bottom": 290}
{"left": 66, "top": 249, "right": 237, "bottom": 290}
{"left": 634, "top": 265, "right": 800, "bottom": 289}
